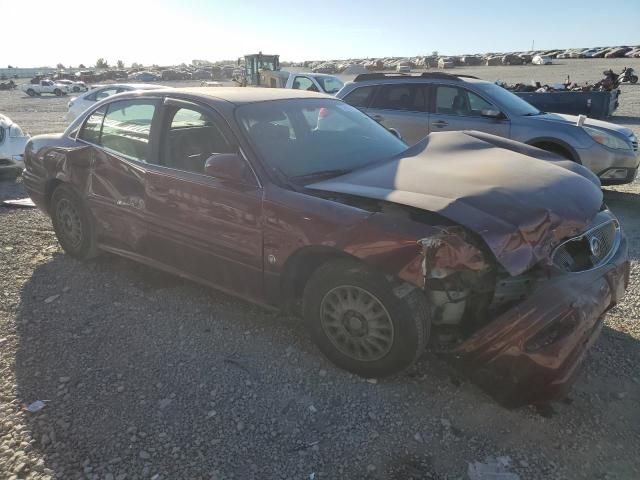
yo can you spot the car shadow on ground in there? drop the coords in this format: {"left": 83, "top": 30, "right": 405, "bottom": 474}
{"left": 10, "top": 249, "right": 640, "bottom": 478}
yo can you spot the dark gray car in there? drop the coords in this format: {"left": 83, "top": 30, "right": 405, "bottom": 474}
{"left": 336, "top": 72, "right": 639, "bottom": 185}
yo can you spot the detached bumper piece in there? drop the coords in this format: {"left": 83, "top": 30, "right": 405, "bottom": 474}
{"left": 449, "top": 237, "right": 629, "bottom": 408}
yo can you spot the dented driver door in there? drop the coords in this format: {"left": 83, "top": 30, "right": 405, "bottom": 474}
{"left": 77, "top": 99, "right": 160, "bottom": 255}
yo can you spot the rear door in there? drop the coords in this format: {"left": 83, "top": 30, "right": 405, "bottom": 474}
{"left": 364, "top": 83, "right": 430, "bottom": 145}
{"left": 78, "top": 98, "right": 160, "bottom": 254}
{"left": 428, "top": 84, "right": 510, "bottom": 137}
{"left": 143, "top": 98, "right": 264, "bottom": 301}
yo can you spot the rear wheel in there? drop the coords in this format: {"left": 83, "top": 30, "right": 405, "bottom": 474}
{"left": 303, "top": 259, "right": 429, "bottom": 378}
{"left": 50, "top": 184, "right": 99, "bottom": 260}
{"left": 630, "top": 75, "right": 638, "bottom": 84}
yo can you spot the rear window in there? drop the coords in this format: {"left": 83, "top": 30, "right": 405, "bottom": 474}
{"left": 78, "top": 106, "right": 106, "bottom": 144}
{"left": 101, "top": 100, "right": 157, "bottom": 161}
{"left": 370, "top": 84, "right": 427, "bottom": 112}
{"left": 342, "top": 86, "right": 375, "bottom": 108}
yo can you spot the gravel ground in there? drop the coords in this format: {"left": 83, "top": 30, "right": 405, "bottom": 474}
{"left": 1, "top": 59, "right": 639, "bottom": 479}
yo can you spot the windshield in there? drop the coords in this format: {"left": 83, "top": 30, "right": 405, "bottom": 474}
{"left": 314, "top": 76, "right": 344, "bottom": 94}
{"left": 476, "top": 83, "right": 542, "bottom": 116}
{"left": 236, "top": 99, "right": 407, "bottom": 181}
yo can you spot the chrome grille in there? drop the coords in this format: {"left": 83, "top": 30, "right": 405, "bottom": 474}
{"left": 552, "top": 219, "right": 620, "bottom": 273}
{"left": 632, "top": 140, "right": 638, "bottom": 153}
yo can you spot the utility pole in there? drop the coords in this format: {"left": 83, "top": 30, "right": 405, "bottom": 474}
{"left": 531, "top": 40, "right": 535, "bottom": 51}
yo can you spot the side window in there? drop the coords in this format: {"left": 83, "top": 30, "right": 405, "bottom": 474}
{"left": 78, "top": 106, "right": 106, "bottom": 144}
{"left": 342, "top": 86, "right": 375, "bottom": 108}
{"left": 435, "top": 86, "right": 494, "bottom": 117}
{"left": 164, "top": 106, "right": 234, "bottom": 174}
{"left": 101, "top": 100, "right": 156, "bottom": 162}
{"left": 467, "top": 90, "right": 494, "bottom": 115}
{"left": 95, "top": 88, "right": 119, "bottom": 101}
{"left": 292, "top": 76, "right": 319, "bottom": 92}
{"left": 435, "top": 86, "right": 459, "bottom": 114}
{"left": 370, "top": 85, "right": 426, "bottom": 112}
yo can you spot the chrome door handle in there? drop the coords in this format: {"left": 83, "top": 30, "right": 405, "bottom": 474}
{"left": 431, "top": 121, "right": 448, "bottom": 128}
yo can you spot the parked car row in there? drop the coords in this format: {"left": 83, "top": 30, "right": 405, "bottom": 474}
{"left": 20, "top": 87, "right": 630, "bottom": 407}
{"left": 297, "top": 44, "right": 640, "bottom": 72}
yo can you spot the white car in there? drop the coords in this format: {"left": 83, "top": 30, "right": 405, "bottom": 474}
{"left": 65, "top": 83, "right": 166, "bottom": 121}
{"left": 287, "top": 73, "right": 344, "bottom": 95}
{"left": 55, "top": 79, "right": 88, "bottom": 92}
{"left": 532, "top": 55, "right": 553, "bottom": 65}
{"left": 0, "top": 114, "right": 30, "bottom": 178}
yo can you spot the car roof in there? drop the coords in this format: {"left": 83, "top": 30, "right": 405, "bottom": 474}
{"left": 160, "top": 87, "right": 333, "bottom": 104}
{"left": 88, "top": 83, "right": 162, "bottom": 90}
{"left": 345, "top": 73, "right": 489, "bottom": 87}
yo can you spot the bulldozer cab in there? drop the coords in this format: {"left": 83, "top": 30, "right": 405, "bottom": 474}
{"left": 239, "top": 52, "right": 280, "bottom": 86}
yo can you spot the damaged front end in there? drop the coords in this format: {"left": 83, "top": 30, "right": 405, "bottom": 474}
{"left": 419, "top": 212, "right": 629, "bottom": 408}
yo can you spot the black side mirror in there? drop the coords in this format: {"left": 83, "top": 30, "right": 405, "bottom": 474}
{"left": 204, "top": 153, "right": 256, "bottom": 185}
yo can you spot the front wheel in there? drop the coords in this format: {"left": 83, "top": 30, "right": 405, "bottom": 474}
{"left": 50, "top": 184, "right": 99, "bottom": 260}
{"left": 54, "top": 88, "right": 63, "bottom": 96}
{"left": 303, "top": 259, "right": 429, "bottom": 378}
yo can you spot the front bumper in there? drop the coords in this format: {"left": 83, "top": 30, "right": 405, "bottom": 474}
{"left": 0, "top": 155, "right": 25, "bottom": 177}
{"left": 449, "top": 236, "right": 629, "bottom": 407}
{"left": 578, "top": 144, "right": 640, "bottom": 185}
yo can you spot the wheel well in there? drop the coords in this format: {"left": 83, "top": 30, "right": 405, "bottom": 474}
{"left": 530, "top": 141, "right": 577, "bottom": 162}
{"left": 44, "top": 179, "right": 64, "bottom": 212}
{"left": 280, "top": 247, "right": 356, "bottom": 313}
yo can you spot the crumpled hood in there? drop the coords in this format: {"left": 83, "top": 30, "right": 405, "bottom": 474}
{"left": 308, "top": 130, "right": 603, "bottom": 276}
{"left": 537, "top": 112, "right": 635, "bottom": 138}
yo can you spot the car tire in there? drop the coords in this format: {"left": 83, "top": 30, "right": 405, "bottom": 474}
{"left": 631, "top": 75, "right": 638, "bottom": 84}
{"left": 50, "top": 184, "right": 99, "bottom": 260}
{"left": 303, "top": 259, "right": 429, "bottom": 378}
{"left": 73, "top": 86, "right": 80, "bottom": 92}
{"left": 26, "top": 88, "right": 35, "bottom": 97}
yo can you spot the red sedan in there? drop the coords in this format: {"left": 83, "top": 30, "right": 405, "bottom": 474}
{"left": 22, "top": 88, "right": 629, "bottom": 407}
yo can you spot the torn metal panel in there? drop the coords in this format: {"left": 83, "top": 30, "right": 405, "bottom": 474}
{"left": 308, "top": 131, "right": 603, "bottom": 276}
{"left": 447, "top": 237, "right": 629, "bottom": 407}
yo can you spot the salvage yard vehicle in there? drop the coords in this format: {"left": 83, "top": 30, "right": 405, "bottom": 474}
{"left": 259, "top": 71, "right": 344, "bottom": 95}
{"left": 0, "top": 114, "right": 30, "bottom": 178}
{"left": 22, "top": 88, "right": 629, "bottom": 407}
{"left": 54, "top": 79, "right": 88, "bottom": 92}
{"left": 21, "top": 79, "right": 69, "bottom": 96}
{"left": 532, "top": 55, "right": 552, "bottom": 65}
{"left": 337, "top": 72, "right": 639, "bottom": 184}
{"left": 64, "top": 83, "right": 166, "bottom": 121}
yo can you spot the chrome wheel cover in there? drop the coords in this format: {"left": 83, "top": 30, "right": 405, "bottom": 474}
{"left": 56, "top": 198, "right": 83, "bottom": 249}
{"left": 320, "top": 285, "right": 394, "bottom": 362}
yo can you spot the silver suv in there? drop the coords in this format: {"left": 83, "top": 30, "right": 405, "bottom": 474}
{"left": 336, "top": 72, "right": 639, "bottom": 185}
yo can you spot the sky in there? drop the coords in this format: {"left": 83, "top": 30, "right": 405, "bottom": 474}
{"left": 1, "top": 0, "right": 638, "bottom": 68}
